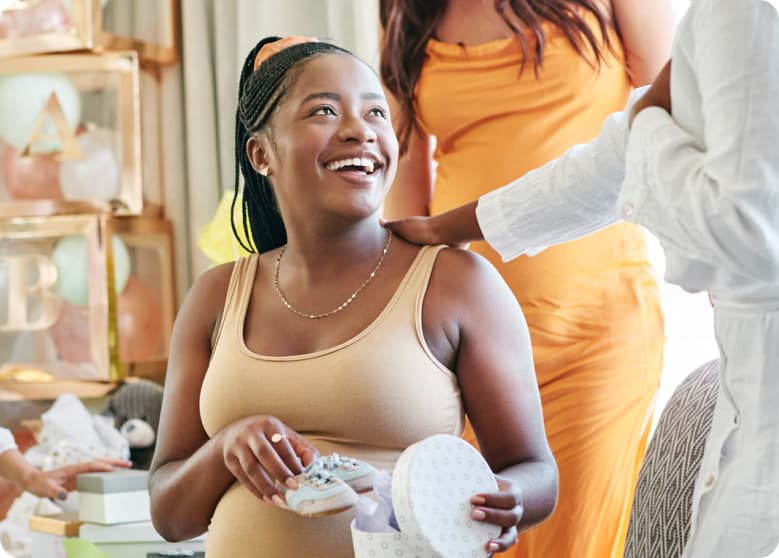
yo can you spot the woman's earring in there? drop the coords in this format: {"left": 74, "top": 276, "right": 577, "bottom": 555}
{"left": 258, "top": 164, "right": 269, "bottom": 176}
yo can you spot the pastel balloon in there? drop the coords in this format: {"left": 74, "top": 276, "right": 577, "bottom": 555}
{"left": 117, "top": 277, "right": 164, "bottom": 362}
{"left": 49, "top": 300, "right": 91, "bottom": 363}
{"left": 59, "top": 129, "right": 120, "bottom": 202}
{"left": 0, "top": 0, "right": 72, "bottom": 39}
{"left": 51, "top": 235, "right": 131, "bottom": 307}
{"left": 1, "top": 144, "right": 63, "bottom": 200}
{"left": 0, "top": 73, "right": 81, "bottom": 152}
{"left": 0, "top": 13, "right": 14, "bottom": 39}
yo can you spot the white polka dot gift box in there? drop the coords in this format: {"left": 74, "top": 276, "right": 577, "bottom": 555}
{"left": 351, "top": 434, "right": 500, "bottom": 558}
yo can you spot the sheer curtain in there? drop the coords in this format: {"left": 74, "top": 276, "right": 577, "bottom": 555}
{"left": 143, "top": 0, "right": 380, "bottom": 298}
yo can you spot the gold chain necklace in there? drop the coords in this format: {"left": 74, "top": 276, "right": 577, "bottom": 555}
{"left": 273, "top": 231, "right": 393, "bottom": 320}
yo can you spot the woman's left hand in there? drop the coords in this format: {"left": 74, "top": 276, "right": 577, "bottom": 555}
{"left": 470, "top": 476, "right": 524, "bottom": 554}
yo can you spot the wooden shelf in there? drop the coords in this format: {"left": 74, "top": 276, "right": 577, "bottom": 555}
{"left": 0, "top": 379, "right": 117, "bottom": 401}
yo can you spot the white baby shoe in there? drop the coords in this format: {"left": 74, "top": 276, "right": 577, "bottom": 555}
{"left": 282, "top": 460, "right": 358, "bottom": 516}
{"left": 315, "top": 453, "right": 377, "bottom": 494}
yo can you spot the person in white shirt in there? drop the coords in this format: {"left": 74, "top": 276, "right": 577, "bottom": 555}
{"left": 384, "top": 0, "right": 779, "bottom": 556}
{"left": 0, "top": 426, "right": 130, "bottom": 500}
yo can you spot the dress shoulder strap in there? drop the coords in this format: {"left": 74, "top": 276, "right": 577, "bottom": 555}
{"left": 211, "top": 254, "right": 259, "bottom": 350}
{"left": 399, "top": 244, "right": 448, "bottom": 313}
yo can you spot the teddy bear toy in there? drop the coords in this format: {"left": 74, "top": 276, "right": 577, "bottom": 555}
{"left": 102, "top": 379, "right": 164, "bottom": 470}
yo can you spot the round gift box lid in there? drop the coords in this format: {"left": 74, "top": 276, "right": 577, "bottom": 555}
{"left": 391, "top": 434, "right": 500, "bottom": 558}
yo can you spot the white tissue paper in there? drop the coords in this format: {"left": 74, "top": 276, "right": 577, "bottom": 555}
{"left": 353, "top": 470, "right": 397, "bottom": 534}
{"left": 0, "top": 495, "right": 64, "bottom": 558}
{"left": 0, "top": 519, "right": 31, "bottom": 558}
{"left": 23, "top": 393, "right": 129, "bottom": 470}
{"left": 0, "top": 492, "right": 43, "bottom": 558}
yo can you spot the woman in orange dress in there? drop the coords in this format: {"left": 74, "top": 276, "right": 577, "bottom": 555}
{"left": 380, "top": 1, "right": 674, "bottom": 556}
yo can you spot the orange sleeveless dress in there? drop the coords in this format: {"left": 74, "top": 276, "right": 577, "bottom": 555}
{"left": 415, "top": 20, "right": 665, "bottom": 558}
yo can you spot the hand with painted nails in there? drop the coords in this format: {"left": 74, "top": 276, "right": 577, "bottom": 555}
{"left": 31, "top": 458, "right": 132, "bottom": 500}
{"left": 0, "top": 446, "right": 132, "bottom": 501}
{"left": 220, "top": 415, "right": 319, "bottom": 507}
{"left": 470, "top": 477, "right": 524, "bottom": 555}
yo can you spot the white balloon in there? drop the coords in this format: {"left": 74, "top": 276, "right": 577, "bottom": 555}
{"left": 52, "top": 234, "right": 131, "bottom": 307}
{"left": 59, "top": 129, "right": 120, "bottom": 202}
{"left": 0, "top": 73, "right": 81, "bottom": 153}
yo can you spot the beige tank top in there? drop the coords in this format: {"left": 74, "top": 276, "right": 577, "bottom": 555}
{"left": 200, "top": 244, "right": 464, "bottom": 557}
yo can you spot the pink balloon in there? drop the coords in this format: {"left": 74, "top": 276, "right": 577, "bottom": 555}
{"left": 0, "top": 0, "right": 72, "bottom": 39}
{"left": 117, "top": 277, "right": 164, "bottom": 362}
{"left": 51, "top": 278, "right": 166, "bottom": 364}
{"left": 1, "top": 145, "right": 64, "bottom": 200}
{"left": 50, "top": 301, "right": 91, "bottom": 363}
{"left": 0, "top": 17, "right": 14, "bottom": 39}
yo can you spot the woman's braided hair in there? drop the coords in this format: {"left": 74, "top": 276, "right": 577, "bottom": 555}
{"left": 233, "top": 36, "right": 352, "bottom": 253}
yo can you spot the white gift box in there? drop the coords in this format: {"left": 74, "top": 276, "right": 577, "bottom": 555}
{"left": 351, "top": 434, "right": 500, "bottom": 558}
{"left": 77, "top": 469, "right": 150, "bottom": 524}
{"left": 79, "top": 520, "right": 205, "bottom": 558}
{"left": 28, "top": 511, "right": 206, "bottom": 558}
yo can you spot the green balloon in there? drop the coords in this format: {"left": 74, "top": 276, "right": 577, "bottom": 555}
{"left": 52, "top": 235, "right": 131, "bottom": 307}
{"left": 0, "top": 73, "right": 81, "bottom": 153}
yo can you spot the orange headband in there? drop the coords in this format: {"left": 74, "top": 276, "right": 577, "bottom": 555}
{"left": 253, "top": 36, "right": 319, "bottom": 71}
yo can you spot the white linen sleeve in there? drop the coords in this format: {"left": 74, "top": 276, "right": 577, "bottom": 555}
{"left": 618, "top": 0, "right": 779, "bottom": 284}
{"left": 475, "top": 87, "right": 649, "bottom": 261}
{"left": 0, "top": 427, "right": 18, "bottom": 455}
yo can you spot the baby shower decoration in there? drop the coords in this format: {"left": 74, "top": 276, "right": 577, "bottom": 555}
{"left": 0, "top": 51, "right": 141, "bottom": 216}
{"left": 0, "top": 0, "right": 179, "bottom": 397}
{"left": 0, "top": 214, "right": 175, "bottom": 383}
{"left": 0, "top": 0, "right": 178, "bottom": 65}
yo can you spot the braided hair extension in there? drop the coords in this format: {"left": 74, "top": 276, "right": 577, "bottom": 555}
{"left": 232, "top": 37, "right": 352, "bottom": 253}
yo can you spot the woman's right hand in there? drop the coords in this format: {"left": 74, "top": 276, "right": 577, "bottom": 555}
{"left": 221, "top": 415, "right": 319, "bottom": 506}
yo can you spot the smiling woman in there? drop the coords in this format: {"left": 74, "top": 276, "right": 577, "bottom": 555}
{"left": 242, "top": 53, "right": 397, "bottom": 246}
{"left": 147, "top": 36, "right": 558, "bottom": 557}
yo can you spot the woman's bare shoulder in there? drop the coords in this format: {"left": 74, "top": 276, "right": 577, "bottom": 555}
{"left": 431, "top": 247, "right": 505, "bottom": 289}
{"left": 177, "top": 260, "right": 240, "bottom": 331}
{"left": 426, "top": 246, "right": 521, "bottom": 316}
{"left": 190, "top": 260, "right": 236, "bottom": 301}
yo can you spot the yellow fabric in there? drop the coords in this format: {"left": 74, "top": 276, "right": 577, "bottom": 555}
{"left": 198, "top": 190, "right": 252, "bottom": 265}
{"left": 416, "top": 19, "right": 664, "bottom": 558}
{"left": 200, "top": 246, "right": 464, "bottom": 557}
